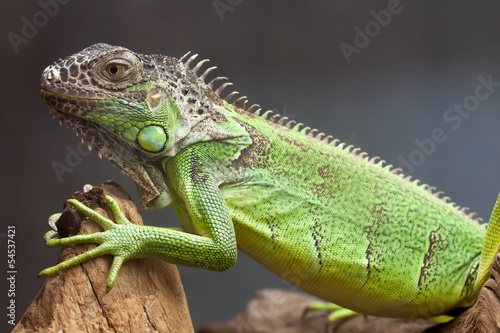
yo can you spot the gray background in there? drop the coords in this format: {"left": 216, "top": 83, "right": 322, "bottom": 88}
{"left": 2, "top": 1, "right": 500, "bottom": 331}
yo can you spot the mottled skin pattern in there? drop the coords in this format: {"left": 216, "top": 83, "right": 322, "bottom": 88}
{"left": 39, "top": 44, "right": 500, "bottom": 319}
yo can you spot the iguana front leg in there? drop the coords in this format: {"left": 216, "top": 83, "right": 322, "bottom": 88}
{"left": 39, "top": 148, "right": 238, "bottom": 291}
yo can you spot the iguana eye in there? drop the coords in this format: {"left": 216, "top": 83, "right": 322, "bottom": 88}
{"left": 106, "top": 63, "right": 125, "bottom": 77}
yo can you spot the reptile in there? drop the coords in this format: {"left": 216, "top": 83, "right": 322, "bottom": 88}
{"left": 39, "top": 43, "right": 500, "bottom": 319}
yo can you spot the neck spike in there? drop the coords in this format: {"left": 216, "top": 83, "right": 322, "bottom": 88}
{"left": 207, "top": 77, "right": 227, "bottom": 89}
{"left": 184, "top": 54, "right": 198, "bottom": 68}
{"left": 200, "top": 66, "right": 217, "bottom": 81}
{"left": 179, "top": 51, "right": 191, "bottom": 63}
{"left": 192, "top": 59, "right": 210, "bottom": 74}
{"left": 215, "top": 82, "right": 233, "bottom": 96}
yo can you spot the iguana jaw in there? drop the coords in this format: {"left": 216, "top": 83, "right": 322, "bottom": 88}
{"left": 40, "top": 88, "right": 99, "bottom": 126}
{"left": 40, "top": 87, "right": 128, "bottom": 154}
{"left": 41, "top": 86, "right": 171, "bottom": 208}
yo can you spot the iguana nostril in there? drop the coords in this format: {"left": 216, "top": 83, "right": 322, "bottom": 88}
{"left": 45, "top": 68, "right": 60, "bottom": 83}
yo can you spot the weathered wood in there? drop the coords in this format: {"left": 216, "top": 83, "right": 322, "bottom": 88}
{"left": 199, "top": 251, "right": 500, "bottom": 333}
{"left": 198, "top": 289, "right": 436, "bottom": 333}
{"left": 13, "top": 181, "right": 193, "bottom": 333}
{"left": 428, "top": 253, "right": 500, "bottom": 332}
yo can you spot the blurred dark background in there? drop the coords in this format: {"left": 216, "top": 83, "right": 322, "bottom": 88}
{"left": 2, "top": 1, "right": 500, "bottom": 331}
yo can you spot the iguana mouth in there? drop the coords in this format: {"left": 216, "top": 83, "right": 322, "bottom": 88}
{"left": 42, "top": 88, "right": 119, "bottom": 154}
{"left": 40, "top": 88, "right": 107, "bottom": 101}
{"left": 40, "top": 87, "right": 108, "bottom": 123}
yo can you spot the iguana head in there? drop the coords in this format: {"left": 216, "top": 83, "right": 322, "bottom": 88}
{"left": 40, "top": 43, "right": 227, "bottom": 154}
{"left": 40, "top": 43, "right": 228, "bottom": 208}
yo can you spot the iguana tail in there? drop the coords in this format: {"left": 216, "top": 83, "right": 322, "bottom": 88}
{"left": 474, "top": 193, "right": 500, "bottom": 294}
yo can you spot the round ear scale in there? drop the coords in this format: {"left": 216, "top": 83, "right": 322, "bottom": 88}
{"left": 137, "top": 125, "right": 168, "bottom": 153}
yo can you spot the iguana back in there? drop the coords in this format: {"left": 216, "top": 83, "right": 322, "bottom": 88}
{"left": 217, "top": 106, "right": 485, "bottom": 318}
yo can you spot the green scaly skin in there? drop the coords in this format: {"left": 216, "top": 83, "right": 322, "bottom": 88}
{"left": 39, "top": 44, "right": 500, "bottom": 318}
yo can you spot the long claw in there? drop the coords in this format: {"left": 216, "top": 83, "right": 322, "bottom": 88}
{"left": 39, "top": 244, "right": 108, "bottom": 277}
{"left": 309, "top": 301, "right": 344, "bottom": 311}
{"left": 105, "top": 195, "right": 132, "bottom": 225}
{"left": 48, "top": 213, "right": 62, "bottom": 231}
{"left": 43, "top": 230, "right": 59, "bottom": 242}
{"left": 83, "top": 184, "right": 93, "bottom": 193}
{"left": 67, "top": 199, "right": 116, "bottom": 230}
{"left": 106, "top": 256, "right": 125, "bottom": 292}
{"left": 328, "top": 308, "right": 358, "bottom": 321}
{"left": 308, "top": 301, "right": 358, "bottom": 322}
{"left": 45, "top": 232, "right": 105, "bottom": 247}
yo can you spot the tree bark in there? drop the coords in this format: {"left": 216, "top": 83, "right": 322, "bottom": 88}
{"left": 13, "top": 181, "right": 193, "bottom": 333}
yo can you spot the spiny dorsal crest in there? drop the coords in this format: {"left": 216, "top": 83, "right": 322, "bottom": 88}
{"left": 179, "top": 51, "right": 483, "bottom": 223}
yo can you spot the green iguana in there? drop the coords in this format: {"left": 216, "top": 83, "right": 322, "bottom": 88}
{"left": 39, "top": 43, "right": 500, "bottom": 319}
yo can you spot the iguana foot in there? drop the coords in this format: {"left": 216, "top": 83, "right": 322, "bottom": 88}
{"left": 43, "top": 184, "right": 95, "bottom": 241}
{"left": 308, "top": 302, "right": 452, "bottom": 323}
{"left": 308, "top": 301, "right": 358, "bottom": 321}
{"left": 39, "top": 195, "right": 141, "bottom": 292}
{"left": 428, "top": 315, "right": 454, "bottom": 323}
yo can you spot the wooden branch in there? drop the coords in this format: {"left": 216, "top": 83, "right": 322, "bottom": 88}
{"left": 13, "top": 181, "right": 193, "bottom": 333}
{"left": 429, "top": 253, "right": 500, "bottom": 332}
{"left": 199, "top": 251, "right": 500, "bottom": 333}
